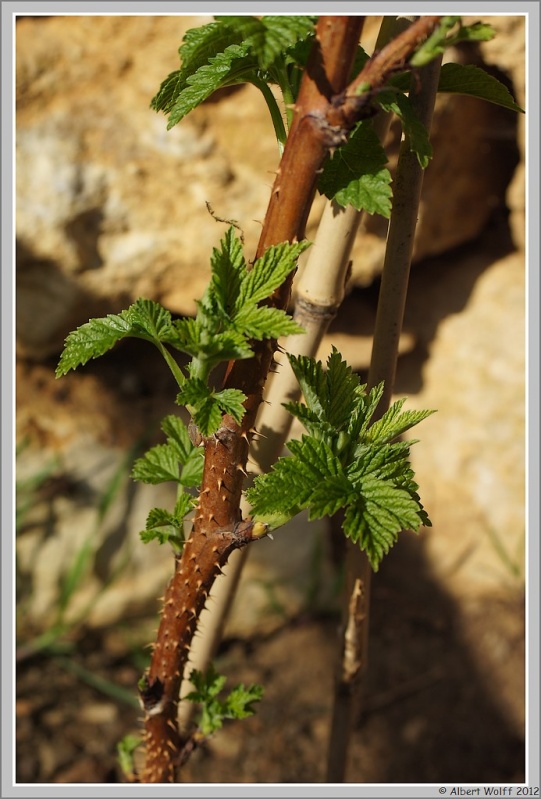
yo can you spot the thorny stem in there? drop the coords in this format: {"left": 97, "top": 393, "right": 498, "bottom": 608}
{"left": 139, "top": 15, "right": 440, "bottom": 783}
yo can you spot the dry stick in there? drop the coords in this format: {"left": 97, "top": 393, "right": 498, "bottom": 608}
{"left": 139, "top": 16, "right": 365, "bottom": 783}
{"left": 176, "top": 15, "right": 427, "bottom": 736}
{"left": 326, "top": 53, "right": 443, "bottom": 784}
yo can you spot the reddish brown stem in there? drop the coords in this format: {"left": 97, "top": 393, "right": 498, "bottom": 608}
{"left": 139, "top": 15, "right": 440, "bottom": 783}
{"left": 327, "top": 16, "right": 441, "bottom": 130}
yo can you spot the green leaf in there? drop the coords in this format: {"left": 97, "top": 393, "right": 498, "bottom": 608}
{"left": 152, "top": 16, "right": 317, "bottom": 130}
{"left": 180, "top": 323, "right": 253, "bottom": 365}
{"left": 348, "top": 441, "right": 413, "bottom": 483}
{"left": 288, "top": 348, "right": 361, "bottom": 432}
{"left": 234, "top": 305, "right": 305, "bottom": 340}
{"left": 55, "top": 298, "right": 185, "bottom": 378}
{"left": 139, "top": 490, "right": 196, "bottom": 551}
{"left": 222, "top": 682, "right": 264, "bottom": 720}
{"left": 324, "top": 348, "right": 361, "bottom": 429}
{"left": 208, "top": 226, "right": 247, "bottom": 318}
{"left": 215, "top": 15, "right": 316, "bottom": 70}
{"left": 192, "top": 398, "right": 224, "bottom": 437}
{"left": 176, "top": 376, "right": 212, "bottom": 409}
{"left": 151, "top": 22, "right": 242, "bottom": 114}
{"left": 160, "top": 414, "right": 194, "bottom": 463}
{"left": 237, "top": 240, "right": 310, "bottom": 308}
{"left": 343, "top": 475, "right": 425, "bottom": 570}
{"left": 131, "top": 444, "right": 182, "bottom": 484}
{"left": 246, "top": 435, "right": 343, "bottom": 520}
{"left": 438, "top": 63, "right": 524, "bottom": 113}
{"left": 169, "top": 318, "right": 204, "bottom": 358}
{"left": 132, "top": 414, "right": 204, "bottom": 487}
{"left": 318, "top": 121, "right": 392, "bottom": 216}
{"left": 125, "top": 298, "right": 175, "bottom": 340}
{"left": 184, "top": 665, "right": 263, "bottom": 737}
{"left": 350, "top": 382, "right": 385, "bottom": 441}
{"left": 308, "top": 474, "right": 357, "bottom": 519}
{"left": 282, "top": 401, "right": 333, "bottom": 441}
{"left": 365, "top": 399, "right": 436, "bottom": 444}
{"left": 56, "top": 311, "right": 131, "bottom": 376}
{"left": 248, "top": 351, "right": 434, "bottom": 570}
{"left": 287, "top": 353, "right": 327, "bottom": 421}
{"left": 180, "top": 448, "right": 204, "bottom": 488}
{"left": 177, "top": 379, "right": 247, "bottom": 435}
{"left": 214, "top": 388, "right": 246, "bottom": 424}
{"left": 166, "top": 44, "right": 255, "bottom": 129}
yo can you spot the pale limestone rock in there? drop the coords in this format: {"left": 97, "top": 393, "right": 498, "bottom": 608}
{"left": 15, "top": 15, "right": 524, "bottom": 357}
{"left": 405, "top": 250, "right": 525, "bottom": 597}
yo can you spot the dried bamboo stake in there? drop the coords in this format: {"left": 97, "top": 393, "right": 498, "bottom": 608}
{"left": 139, "top": 16, "right": 440, "bottom": 782}
{"left": 326, "top": 51, "right": 443, "bottom": 784}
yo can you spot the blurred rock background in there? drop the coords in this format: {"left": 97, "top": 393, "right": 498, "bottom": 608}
{"left": 15, "top": 15, "right": 526, "bottom": 783}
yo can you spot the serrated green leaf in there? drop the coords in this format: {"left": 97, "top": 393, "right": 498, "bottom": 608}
{"left": 287, "top": 353, "right": 327, "bottom": 421}
{"left": 216, "top": 15, "right": 315, "bottom": 71}
{"left": 180, "top": 447, "right": 204, "bottom": 488}
{"left": 177, "top": 379, "right": 246, "bottom": 434}
{"left": 438, "top": 63, "right": 524, "bottom": 113}
{"left": 209, "top": 227, "right": 247, "bottom": 318}
{"left": 166, "top": 44, "right": 255, "bottom": 128}
{"left": 342, "top": 475, "right": 424, "bottom": 570}
{"left": 366, "top": 400, "right": 436, "bottom": 444}
{"left": 186, "top": 665, "right": 227, "bottom": 702}
{"left": 342, "top": 502, "right": 392, "bottom": 571}
{"left": 350, "top": 382, "right": 385, "bottom": 441}
{"left": 55, "top": 298, "right": 188, "bottom": 378}
{"left": 282, "top": 401, "right": 334, "bottom": 441}
{"left": 222, "top": 682, "right": 264, "bottom": 720}
{"left": 248, "top": 350, "right": 434, "bottom": 571}
{"left": 193, "top": 398, "right": 223, "bottom": 437}
{"left": 348, "top": 441, "right": 413, "bottom": 483}
{"left": 151, "top": 21, "right": 243, "bottom": 114}
{"left": 125, "top": 298, "right": 174, "bottom": 340}
{"left": 308, "top": 474, "right": 356, "bottom": 519}
{"left": 318, "top": 121, "right": 392, "bottom": 216}
{"left": 170, "top": 318, "right": 203, "bottom": 358}
{"left": 214, "top": 388, "right": 246, "bottom": 424}
{"left": 56, "top": 311, "right": 131, "bottom": 376}
{"left": 139, "top": 500, "right": 189, "bottom": 551}
{"left": 234, "top": 304, "right": 305, "bottom": 340}
{"left": 132, "top": 415, "right": 202, "bottom": 488}
{"left": 185, "top": 664, "right": 263, "bottom": 736}
{"left": 237, "top": 240, "right": 310, "bottom": 308}
{"left": 177, "top": 377, "right": 211, "bottom": 408}
{"left": 324, "top": 348, "right": 361, "bottom": 429}
{"left": 288, "top": 348, "right": 361, "bottom": 434}
{"left": 160, "top": 414, "right": 194, "bottom": 463}
{"left": 247, "top": 435, "right": 342, "bottom": 520}
{"left": 131, "top": 443, "right": 182, "bottom": 484}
